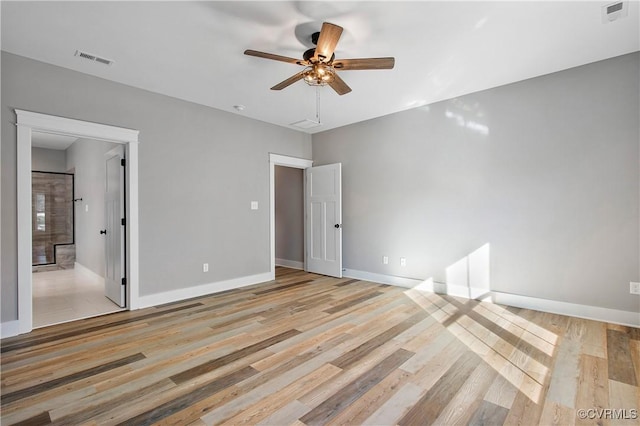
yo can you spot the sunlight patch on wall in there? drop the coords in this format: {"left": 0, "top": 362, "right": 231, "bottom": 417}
{"left": 445, "top": 243, "right": 491, "bottom": 299}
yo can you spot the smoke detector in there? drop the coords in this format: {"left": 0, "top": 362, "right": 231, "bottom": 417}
{"left": 602, "top": 2, "right": 628, "bottom": 23}
{"left": 74, "top": 50, "right": 114, "bottom": 66}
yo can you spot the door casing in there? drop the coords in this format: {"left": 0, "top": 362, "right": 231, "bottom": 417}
{"left": 269, "top": 154, "right": 313, "bottom": 280}
{"left": 16, "top": 109, "right": 139, "bottom": 334}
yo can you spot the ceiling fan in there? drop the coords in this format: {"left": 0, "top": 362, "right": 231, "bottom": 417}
{"left": 244, "top": 22, "right": 395, "bottom": 95}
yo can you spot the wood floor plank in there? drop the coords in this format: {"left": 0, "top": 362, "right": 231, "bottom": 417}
{"left": 468, "top": 400, "right": 511, "bottom": 426}
{"left": 1, "top": 353, "right": 145, "bottom": 405}
{"left": 574, "top": 354, "right": 609, "bottom": 425}
{"left": 608, "top": 379, "right": 640, "bottom": 426}
{"left": 299, "top": 348, "right": 414, "bottom": 425}
{"left": 325, "top": 367, "right": 411, "bottom": 426}
{"left": 169, "top": 329, "right": 301, "bottom": 385}
{"left": 119, "top": 366, "right": 259, "bottom": 425}
{"left": 0, "top": 303, "right": 202, "bottom": 355}
{"left": 220, "top": 363, "right": 342, "bottom": 425}
{"left": 606, "top": 329, "right": 638, "bottom": 386}
{"left": 539, "top": 401, "right": 576, "bottom": 426}
{"left": 397, "top": 350, "right": 481, "bottom": 425}
{"left": 1, "top": 267, "right": 637, "bottom": 426}
{"left": 433, "top": 361, "right": 498, "bottom": 425}
{"left": 483, "top": 374, "right": 519, "bottom": 410}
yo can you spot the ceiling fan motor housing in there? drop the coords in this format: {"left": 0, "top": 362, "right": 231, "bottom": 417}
{"left": 311, "top": 31, "right": 320, "bottom": 45}
{"left": 303, "top": 48, "right": 334, "bottom": 64}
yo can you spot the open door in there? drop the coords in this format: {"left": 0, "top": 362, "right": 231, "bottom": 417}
{"left": 104, "top": 146, "right": 126, "bottom": 307}
{"left": 305, "top": 163, "right": 342, "bottom": 277}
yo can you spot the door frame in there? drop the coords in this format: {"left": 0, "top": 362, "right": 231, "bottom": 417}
{"left": 16, "top": 109, "right": 140, "bottom": 334}
{"left": 269, "top": 153, "right": 313, "bottom": 281}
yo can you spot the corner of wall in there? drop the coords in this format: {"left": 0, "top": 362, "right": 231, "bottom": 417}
{"left": 1, "top": 320, "right": 20, "bottom": 339}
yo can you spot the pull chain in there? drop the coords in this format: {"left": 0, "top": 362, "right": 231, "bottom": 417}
{"left": 316, "top": 86, "right": 321, "bottom": 124}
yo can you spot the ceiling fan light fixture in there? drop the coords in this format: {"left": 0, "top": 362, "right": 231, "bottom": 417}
{"left": 302, "top": 63, "right": 335, "bottom": 86}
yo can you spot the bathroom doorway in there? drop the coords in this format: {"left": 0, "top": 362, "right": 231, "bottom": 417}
{"left": 31, "top": 132, "right": 124, "bottom": 327}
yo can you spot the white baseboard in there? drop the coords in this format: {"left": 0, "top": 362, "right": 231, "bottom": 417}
{"left": 136, "top": 272, "right": 273, "bottom": 309}
{"left": 275, "top": 259, "right": 304, "bottom": 270}
{"left": 491, "top": 292, "right": 640, "bottom": 328}
{"left": 1, "top": 320, "right": 20, "bottom": 338}
{"left": 343, "top": 269, "right": 425, "bottom": 288}
{"left": 343, "top": 268, "right": 639, "bottom": 328}
{"left": 74, "top": 262, "right": 104, "bottom": 280}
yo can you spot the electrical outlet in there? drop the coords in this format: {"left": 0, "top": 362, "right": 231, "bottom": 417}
{"left": 383, "top": 256, "right": 389, "bottom": 265}
{"left": 203, "top": 263, "right": 209, "bottom": 273}
{"left": 400, "top": 257, "right": 406, "bottom": 267}
{"left": 630, "top": 282, "right": 640, "bottom": 295}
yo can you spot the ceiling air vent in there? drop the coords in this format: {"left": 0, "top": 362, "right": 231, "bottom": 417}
{"left": 290, "top": 119, "right": 321, "bottom": 130}
{"left": 602, "top": 1, "right": 628, "bottom": 23}
{"left": 74, "top": 50, "right": 114, "bottom": 66}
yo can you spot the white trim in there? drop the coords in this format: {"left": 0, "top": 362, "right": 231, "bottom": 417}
{"left": 17, "top": 123, "right": 33, "bottom": 334}
{"left": 74, "top": 262, "right": 104, "bottom": 281}
{"left": 275, "top": 259, "right": 304, "bottom": 270}
{"left": 343, "top": 268, "right": 425, "bottom": 288}
{"left": 344, "top": 268, "right": 640, "bottom": 328}
{"left": 15, "top": 109, "right": 140, "bottom": 335}
{"left": 491, "top": 292, "right": 640, "bottom": 328}
{"left": 1, "top": 321, "right": 20, "bottom": 339}
{"left": 15, "top": 110, "right": 138, "bottom": 143}
{"left": 269, "top": 153, "right": 313, "bottom": 281}
{"left": 136, "top": 272, "right": 272, "bottom": 309}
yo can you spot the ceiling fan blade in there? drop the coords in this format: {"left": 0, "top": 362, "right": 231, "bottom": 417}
{"left": 244, "top": 49, "right": 306, "bottom": 65}
{"left": 271, "top": 71, "right": 305, "bottom": 90}
{"left": 328, "top": 73, "right": 352, "bottom": 96}
{"left": 332, "top": 57, "right": 395, "bottom": 70}
{"left": 314, "top": 22, "right": 343, "bottom": 63}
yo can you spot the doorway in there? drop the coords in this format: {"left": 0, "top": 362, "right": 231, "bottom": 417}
{"left": 30, "top": 134, "right": 125, "bottom": 327}
{"left": 274, "top": 165, "right": 305, "bottom": 270}
{"left": 269, "top": 154, "right": 313, "bottom": 280}
{"left": 16, "top": 110, "right": 140, "bottom": 335}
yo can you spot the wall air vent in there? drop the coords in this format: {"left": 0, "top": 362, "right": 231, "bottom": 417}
{"left": 602, "top": 1, "right": 628, "bottom": 23}
{"left": 74, "top": 50, "right": 114, "bottom": 66}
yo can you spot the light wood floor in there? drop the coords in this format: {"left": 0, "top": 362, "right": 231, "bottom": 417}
{"left": 32, "top": 267, "right": 123, "bottom": 328}
{"left": 1, "top": 267, "right": 638, "bottom": 425}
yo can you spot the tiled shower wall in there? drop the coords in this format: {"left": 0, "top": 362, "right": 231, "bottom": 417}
{"left": 32, "top": 171, "right": 75, "bottom": 268}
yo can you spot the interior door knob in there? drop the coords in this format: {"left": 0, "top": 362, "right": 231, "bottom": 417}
{"left": 100, "top": 229, "right": 107, "bottom": 235}
{"left": 334, "top": 224, "right": 341, "bottom": 228}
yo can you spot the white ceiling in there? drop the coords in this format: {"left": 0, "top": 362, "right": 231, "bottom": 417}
{"left": 2, "top": 1, "right": 638, "bottom": 134}
{"left": 31, "top": 132, "right": 78, "bottom": 150}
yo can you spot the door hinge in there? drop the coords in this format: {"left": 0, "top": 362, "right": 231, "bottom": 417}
{"left": 121, "top": 158, "right": 126, "bottom": 167}
{"left": 121, "top": 277, "right": 127, "bottom": 286}
{"left": 121, "top": 218, "right": 126, "bottom": 226}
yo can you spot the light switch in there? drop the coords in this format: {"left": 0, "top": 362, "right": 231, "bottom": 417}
{"left": 85, "top": 204, "right": 89, "bottom": 212}
{"left": 251, "top": 201, "right": 259, "bottom": 210}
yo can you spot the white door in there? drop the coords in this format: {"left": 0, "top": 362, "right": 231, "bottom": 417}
{"left": 104, "top": 146, "right": 125, "bottom": 307}
{"left": 305, "top": 163, "right": 342, "bottom": 277}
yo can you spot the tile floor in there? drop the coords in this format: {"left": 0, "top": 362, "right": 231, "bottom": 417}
{"left": 32, "top": 267, "right": 123, "bottom": 328}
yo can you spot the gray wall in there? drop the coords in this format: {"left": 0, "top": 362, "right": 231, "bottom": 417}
{"left": 66, "top": 138, "right": 119, "bottom": 277}
{"left": 275, "top": 166, "right": 304, "bottom": 264}
{"left": 31, "top": 147, "right": 66, "bottom": 173}
{"left": 313, "top": 52, "right": 640, "bottom": 313}
{"left": 1, "top": 52, "right": 311, "bottom": 321}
